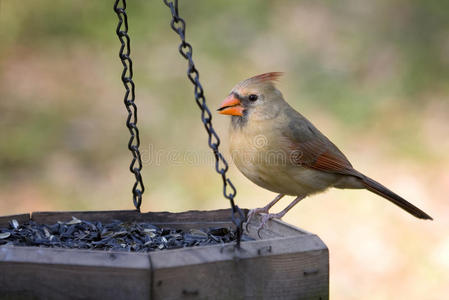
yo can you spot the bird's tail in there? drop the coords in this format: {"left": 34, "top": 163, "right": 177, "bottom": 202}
{"left": 360, "top": 175, "right": 433, "bottom": 220}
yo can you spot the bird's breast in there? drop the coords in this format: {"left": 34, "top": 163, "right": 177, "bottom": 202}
{"left": 229, "top": 121, "right": 294, "bottom": 195}
{"left": 229, "top": 119, "right": 339, "bottom": 196}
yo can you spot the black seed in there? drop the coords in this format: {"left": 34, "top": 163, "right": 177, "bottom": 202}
{"left": 0, "top": 218, "right": 254, "bottom": 252}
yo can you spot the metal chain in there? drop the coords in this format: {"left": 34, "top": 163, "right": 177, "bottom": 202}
{"left": 163, "top": 0, "right": 244, "bottom": 246}
{"left": 114, "top": 0, "right": 145, "bottom": 212}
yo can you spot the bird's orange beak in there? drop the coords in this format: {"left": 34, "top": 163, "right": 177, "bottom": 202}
{"left": 217, "top": 95, "right": 244, "bottom": 116}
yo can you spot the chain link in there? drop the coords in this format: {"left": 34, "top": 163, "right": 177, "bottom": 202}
{"left": 163, "top": 0, "right": 244, "bottom": 246}
{"left": 114, "top": 0, "right": 145, "bottom": 212}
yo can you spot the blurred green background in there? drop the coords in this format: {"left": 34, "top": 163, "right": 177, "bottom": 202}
{"left": 1, "top": 0, "right": 448, "bottom": 299}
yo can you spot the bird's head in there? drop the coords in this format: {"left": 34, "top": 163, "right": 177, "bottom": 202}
{"left": 217, "top": 72, "right": 284, "bottom": 121}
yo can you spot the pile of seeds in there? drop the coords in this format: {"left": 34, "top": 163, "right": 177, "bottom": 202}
{"left": 0, "top": 217, "right": 252, "bottom": 252}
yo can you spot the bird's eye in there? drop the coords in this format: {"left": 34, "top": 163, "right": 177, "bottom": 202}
{"left": 248, "top": 94, "right": 258, "bottom": 101}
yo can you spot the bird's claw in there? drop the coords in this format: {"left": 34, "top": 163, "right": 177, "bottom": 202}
{"left": 256, "top": 212, "right": 284, "bottom": 238}
{"left": 245, "top": 207, "right": 270, "bottom": 232}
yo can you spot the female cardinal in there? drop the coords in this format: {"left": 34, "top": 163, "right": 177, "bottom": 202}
{"left": 218, "top": 72, "right": 432, "bottom": 230}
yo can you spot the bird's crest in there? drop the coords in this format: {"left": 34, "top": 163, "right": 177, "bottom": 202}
{"left": 238, "top": 72, "right": 283, "bottom": 89}
{"left": 248, "top": 72, "right": 283, "bottom": 84}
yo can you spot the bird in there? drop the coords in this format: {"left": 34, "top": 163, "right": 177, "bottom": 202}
{"left": 217, "top": 72, "right": 432, "bottom": 231}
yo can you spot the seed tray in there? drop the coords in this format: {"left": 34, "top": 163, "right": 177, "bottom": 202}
{"left": 0, "top": 209, "right": 329, "bottom": 300}
{"left": 0, "top": 217, "right": 253, "bottom": 252}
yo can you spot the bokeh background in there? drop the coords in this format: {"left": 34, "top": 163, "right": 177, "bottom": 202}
{"left": 1, "top": 0, "right": 448, "bottom": 298}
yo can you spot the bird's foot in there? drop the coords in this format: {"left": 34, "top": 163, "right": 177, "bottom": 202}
{"left": 245, "top": 206, "right": 270, "bottom": 231}
{"left": 245, "top": 194, "right": 285, "bottom": 231}
{"left": 256, "top": 211, "right": 286, "bottom": 237}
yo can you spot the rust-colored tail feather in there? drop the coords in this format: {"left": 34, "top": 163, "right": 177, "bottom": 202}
{"left": 361, "top": 176, "right": 433, "bottom": 220}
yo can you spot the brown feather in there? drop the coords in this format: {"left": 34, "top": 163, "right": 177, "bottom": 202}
{"left": 283, "top": 104, "right": 359, "bottom": 177}
{"left": 361, "top": 176, "right": 433, "bottom": 220}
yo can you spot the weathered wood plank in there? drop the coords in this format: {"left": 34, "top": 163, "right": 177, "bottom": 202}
{"left": 0, "top": 247, "right": 151, "bottom": 300}
{"left": 0, "top": 246, "right": 150, "bottom": 268}
{"left": 0, "top": 213, "right": 30, "bottom": 228}
{"left": 150, "top": 235, "right": 328, "bottom": 300}
{"left": 31, "top": 209, "right": 250, "bottom": 231}
{"left": 31, "top": 208, "right": 249, "bottom": 225}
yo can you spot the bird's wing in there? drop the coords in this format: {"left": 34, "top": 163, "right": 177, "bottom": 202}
{"left": 281, "top": 106, "right": 360, "bottom": 177}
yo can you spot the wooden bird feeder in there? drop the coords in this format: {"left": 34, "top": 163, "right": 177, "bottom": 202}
{"left": 0, "top": 1, "right": 329, "bottom": 299}
{"left": 0, "top": 209, "right": 328, "bottom": 300}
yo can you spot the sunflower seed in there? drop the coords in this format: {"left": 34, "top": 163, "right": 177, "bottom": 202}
{"left": 66, "top": 216, "right": 82, "bottom": 225}
{"left": 10, "top": 219, "right": 19, "bottom": 230}
{"left": 0, "top": 232, "right": 11, "bottom": 239}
